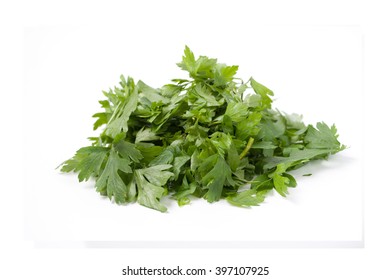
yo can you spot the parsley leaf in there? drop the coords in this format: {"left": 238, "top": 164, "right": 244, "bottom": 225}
{"left": 104, "top": 76, "right": 138, "bottom": 139}
{"left": 61, "top": 146, "right": 108, "bottom": 182}
{"left": 135, "top": 165, "right": 173, "bottom": 212}
{"left": 227, "top": 189, "right": 269, "bottom": 207}
{"left": 305, "top": 122, "right": 346, "bottom": 151}
{"left": 95, "top": 148, "right": 132, "bottom": 203}
{"left": 201, "top": 156, "right": 234, "bottom": 203}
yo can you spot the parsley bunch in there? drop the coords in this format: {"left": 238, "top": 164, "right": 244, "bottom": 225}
{"left": 60, "top": 46, "right": 345, "bottom": 212}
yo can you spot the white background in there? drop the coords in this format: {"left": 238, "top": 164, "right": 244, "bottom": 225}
{"left": 24, "top": 26, "right": 362, "bottom": 246}
{"left": 2, "top": 0, "right": 389, "bottom": 279}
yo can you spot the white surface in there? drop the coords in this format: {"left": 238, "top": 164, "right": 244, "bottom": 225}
{"left": 23, "top": 25, "right": 363, "bottom": 246}
{"left": 5, "top": 1, "right": 390, "bottom": 280}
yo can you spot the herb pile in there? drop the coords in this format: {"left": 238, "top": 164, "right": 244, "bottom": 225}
{"left": 60, "top": 46, "right": 345, "bottom": 212}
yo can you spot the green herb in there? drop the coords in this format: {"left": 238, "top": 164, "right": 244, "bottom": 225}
{"left": 60, "top": 46, "right": 345, "bottom": 212}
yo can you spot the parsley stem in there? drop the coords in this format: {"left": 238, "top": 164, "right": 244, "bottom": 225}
{"left": 239, "top": 137, "right": 254, "bottom": 160}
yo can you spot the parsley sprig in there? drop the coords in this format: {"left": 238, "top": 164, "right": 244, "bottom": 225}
{"left": 60, "top": 46, "right": 345, "bottom": 212}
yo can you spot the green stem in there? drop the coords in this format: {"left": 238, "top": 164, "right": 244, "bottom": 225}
{"left": 239, "top": 137, "right": 254, "bottom": 160}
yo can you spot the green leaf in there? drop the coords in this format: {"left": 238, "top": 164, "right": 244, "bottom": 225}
{"left": 250, "top": 77, "right": 274, "bottom": 109}
{"left": 227, "top": 141, "right": 240, "bottom": 172}
{"left": 177, "top": 46, "right": 218, "bottom": 80}
{"left": 214, "top": 64, "right": 239, "bottom": 87}
{"left": 135, "top": 127, "right": 160, "bottom": 143}
{"left": 176, "top": 45, "right": 197, "bottom": 75}
{"left": 259, "top": 111, "right": 286, "bottom": 141}
{"left": 305, "top": 122, "right": 345, "bottom": 151}
{"left": 251, "top": 141, "right": 277, "bottom": 149}
{"left": 174, "top": 175, "right": 197, "bottom": 204}
{"left": 263, "top": 148, "right": 336, "bottom": 170}
{"left": 136, "top": 143, "right": 164, "bottom": 163}
{"left": 236, "top": 112, "right": 262, "bottom": 140}
{"left": 272, "top": 172, "right": 290, "bottom": 197}
{"left": 188, "top": 84, "right": 222, "bottom": 108}
{"left": 135, "top": 165, "right": 173, "bottom": 212}
{"left": 173, "top": 155, "right": 190, "bottom": 179}
{"left": 225, "top": 102, "right": 248, "bottom": 122}
{"left": 105, "top": 78, "right": 138, "bottom": 138}
{"left": 244, "top": 94, "right": 262, "bottom": 108}
{"left": 95, "top": 149, "right": 132, "bottom": 203}
{"left": 138, "top": 80, "right": 170, "bottom": 104}
{"left": 227, "top": 189, "right": 269, "bottom": 207}
{"left": 114, "top": 140, "right": 143, "bottom": 163}
{"left": 268, "top": 164, "right": 296, "bottom": 197}
{"left": 127, "top": 174, "right": 137, "bottom": 202}
{"left": 251, "top": 174, "right": 274, "bottom": 191}
{"left": 202, "top": 156, "right": 233, "bottom": 202}
{"left": 210, "top": 132, "right": 233, "bottom": 156}
{"left": 61, "top": 146, "right": 108, "bottom": 182}
{"left": 222, "top": 115, "right": 234, "bottom": 135}
{"left": 92, "top": 112, "right": 108, "bottom": 130}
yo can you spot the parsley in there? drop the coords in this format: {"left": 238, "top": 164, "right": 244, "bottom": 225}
{"left": 60, "top": 46, "right": 345, "bottom": 212}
